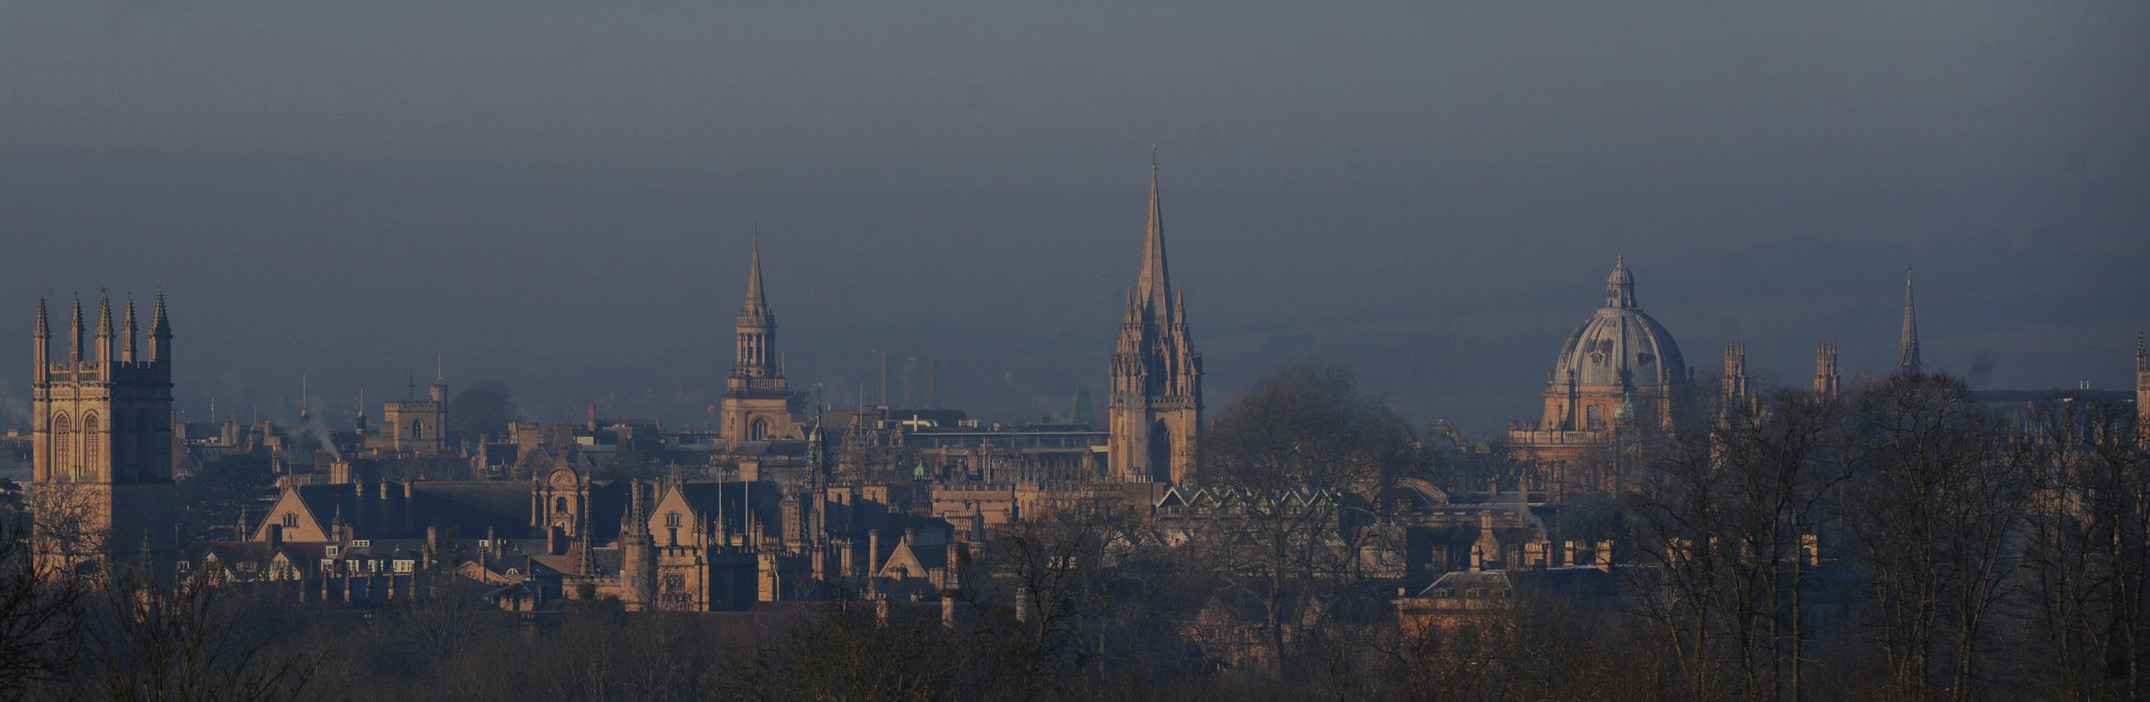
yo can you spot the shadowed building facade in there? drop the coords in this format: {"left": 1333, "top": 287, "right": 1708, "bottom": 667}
{"left": 1108, "top": 160, "right": 1203, "bottom": 485}
{"left": 31, "top": 293, "right": 177, "bottom": 577}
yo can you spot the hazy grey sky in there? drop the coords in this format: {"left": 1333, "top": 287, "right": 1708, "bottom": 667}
{"left": 3, "top": 1, "right": 2145, "bottom": 432}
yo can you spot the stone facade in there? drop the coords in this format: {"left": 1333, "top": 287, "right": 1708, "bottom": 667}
{"left": 30, "top": 293, "right": 177, "bottom": 577}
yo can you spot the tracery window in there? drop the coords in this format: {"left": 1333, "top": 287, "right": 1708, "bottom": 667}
{"left": 51, "top": 413, "right": 72, "bottom": 479}
{"left": 81, "top": 413, "right": 100, "bottom": 478}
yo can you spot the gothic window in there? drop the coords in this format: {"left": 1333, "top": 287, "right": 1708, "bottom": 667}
{"left": 665, "top": 511, "right": 681, "bottom": 529}
{"left": 51, "top": 413, "right": 72, "bottom": 480}
{"left": 283, "top": 513, "right": 299, "bottom": 528}
{"left": 410, "top": 420, "right": 423, "bottom": 440}
{"left": 81, "top": 413, "right": 100, "bottom": 478}
{"left": 750, "top": 417, "right": 770, "bottom": 442}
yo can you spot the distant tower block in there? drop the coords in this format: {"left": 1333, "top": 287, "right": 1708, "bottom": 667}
{"left": 31, "top": 292, "right": 178, "bottom": 576}
{"left": 1107, "top": 155, "right": 1204, "bottom": 485}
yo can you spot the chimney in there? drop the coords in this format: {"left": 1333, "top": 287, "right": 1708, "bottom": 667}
{"left": 1469, "top": 545, "right": 1483, "bottom": 572}
{"left": 941, "top": 592, "right": 957, "bottom": 630}
{"left": 867, "top": 529, "right": 881, "bottom": 574}
{"left": 265, "top": 524, "right": 283, "bottom": 548}
{"left": 426, "top": 525, "right": 440, "bottom": 555}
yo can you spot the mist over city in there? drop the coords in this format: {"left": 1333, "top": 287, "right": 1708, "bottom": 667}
{"left": 0, "top": 2, "right": 2146, "bottom": 701}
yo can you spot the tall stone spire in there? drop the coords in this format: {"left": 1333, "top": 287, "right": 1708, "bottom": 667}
{"left": 1109, "top": 152, "right": 1203, "bottom": 485}
{"left": 149, "top": 293, "right": 171, "bottom": 366}
{"left": 32, "top": 298, "right": 49, "bottom": 383}
{"left": 121, "top": 296, "right": 137, "bottom": 364}
{"left": 1897, "top": 269, "right": 1921, "bottom": 375}
{"left": 746, "top": 237, "right": 767, "bottom": 307}
{"left": 1136, "top": 149, "right": 1172, "bottom": 315}
{"left": 68, "top": 297, "right": 83, "bottom": 362}
{"left": 95, "top": 293, "right": 114, "bottom": 366}
{"left": 734, "top": 239, "right": 777, "bottom": 380}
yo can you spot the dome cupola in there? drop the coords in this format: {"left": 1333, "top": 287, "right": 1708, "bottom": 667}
{"left": 1553, "top": 257, "right": 1685, "bottom": 390}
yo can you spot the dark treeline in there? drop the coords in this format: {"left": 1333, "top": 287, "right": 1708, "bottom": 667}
{"left": 2, "top": 361, "right": 2146, "bottom": 701}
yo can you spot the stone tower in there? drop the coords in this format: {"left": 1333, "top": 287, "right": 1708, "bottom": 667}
{"left": 31, "top": 292, "right": 176, "bottom": 577}
{"left": 1108, "top": 158, "right": 1202, "bottom": 484}
{"left": 1814, "top": 341, "right": 1839, "bottom": 400}
{"left": 720, "top": 241, "right": 804, "bottom": 447}
{"left": 1721, "top": 341, "right": 1749, "bottom": 416}
{"left": 1898, "top": 269, "right": 1921, "bottom": 375}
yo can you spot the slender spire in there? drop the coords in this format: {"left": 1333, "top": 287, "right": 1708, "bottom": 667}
{"left": 148, "top": 292, "right": 171, "bottom": 365}
{"left": 746, "top": 235, "right": 765, "bottom": 304}
{"left": 1898, "top": 268, "right": 1921, "bottom": 375}
{"left": 68, "top": 297, "right": 83, "bottom": 361}
{"left": 34, "top": 297, "right": 48, "bottom": 340}
{"left": 1136, "top": 149, "right": 1171, "bottom": 311}
{"left": 122, "top": 295, "right": 137, "bottom": 363}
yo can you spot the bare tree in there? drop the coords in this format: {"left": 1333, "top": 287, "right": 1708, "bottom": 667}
{"left": 0, "top": 511, "right": 82, "bottom": 700}
{"left": 1843, "top": 373, "right": 2037, "bottom": 701}
{"left": 1190, "top": 358, "right": 1422, "bottom": 675}
{"left": 84, "top": 567, "right": 322, "bottom": 702}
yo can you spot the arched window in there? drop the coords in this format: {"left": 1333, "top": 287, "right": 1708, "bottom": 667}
{"left": 665, "top": 511, "right": 682, "bottom": 529}
{"left": 555, "top": 497, "right": 569, "bottom": 513}
{"left": 50, "top": 413, "right": 72, "bottom": 480}
{"left": 283, "top": 513, "right": 298, "bottom": 528}
{"left": 80, "top": 413, "right": 100, "bottom": 479}
{"left": 749, "top": 417, "right": 771, "bottom": 442}
{"left": 410, "top": 419, "right": 423, "bottom": 440}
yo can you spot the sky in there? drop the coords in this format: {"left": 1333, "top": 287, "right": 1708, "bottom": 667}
{"left": 1, "top": 1, "right": 2145, "bottom": 435}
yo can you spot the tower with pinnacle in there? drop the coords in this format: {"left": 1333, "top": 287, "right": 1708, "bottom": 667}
{"left": 1107, "top": 156, "right": 1203, "bottom": 485}
{"left": 31, "top": 292, "right": 177, "bottom": 577}
{"left": 720, "top": 241, "right": 806, "bottom": 447}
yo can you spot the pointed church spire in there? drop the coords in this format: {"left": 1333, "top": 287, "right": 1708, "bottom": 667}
{"left": 1898, "top": 268, "right": 1921, "bottom": 375}
{"left": 1137, "top": 148, "right": 1172, "bottom": 311}
{"left": 34, "top": 297, "right": 48, "bottom": 340}
{"left": 68, "top": 297, "right": 83, "bottom": 362}
{"left": 746, "top": 235, "right": 765, "bottom": 304}
{"left": 122, "top": 296, "right": 137, "bottom": 363}
{"left": 94, "top": 292, "right": 114, "bottom": 365}
{"left": 148, "top": 292, "right": 171, "bottom": 365}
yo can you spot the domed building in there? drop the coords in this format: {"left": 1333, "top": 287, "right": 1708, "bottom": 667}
{"left": 1507, "top": 257, "right": 1688, "bottom": 495}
